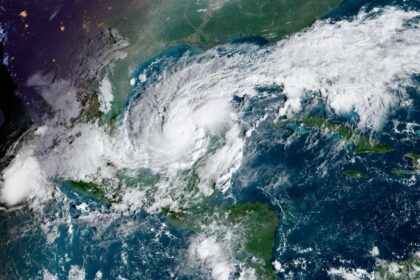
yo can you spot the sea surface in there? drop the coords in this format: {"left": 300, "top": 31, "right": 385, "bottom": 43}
{"left": 0, "top": 0, "right": 419, "bottom": 279}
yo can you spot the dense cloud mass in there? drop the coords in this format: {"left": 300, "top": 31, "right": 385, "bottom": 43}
{"left": 0, "top": 6, "right": 419, "bottom": 280}
{"left": 2, "top": 7, "right": 419, "bottom": 209}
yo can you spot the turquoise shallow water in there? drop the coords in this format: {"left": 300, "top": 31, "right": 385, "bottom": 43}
{"left": 0, "top": 1, "right": 420, "bottom": 279}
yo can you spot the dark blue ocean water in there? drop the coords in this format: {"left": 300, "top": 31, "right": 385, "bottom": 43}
{"left": 232, "top": 80, "right": 420, "bottom": 279}
{"left": 0, "top": 1, "right": 419, "bottom": 279}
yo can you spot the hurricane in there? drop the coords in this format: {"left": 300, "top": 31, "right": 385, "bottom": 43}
{"left": 0, "top": 1, "right": 419, "bottom": 279}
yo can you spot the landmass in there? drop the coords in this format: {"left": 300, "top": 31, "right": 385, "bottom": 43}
{"left": 104, "top": 0, "right": 342, "bottom": 118}
{"left": 65, "top": 177, "right": 279, "bottom": 278}
{"left": 343, "top": 169, "right": 369, "bottom": 179}
{"left": 375, "top": 253, "right": 420, "bottom": 280}
{"left": 164, "top": 203, "right": 279, "bottom": 279}
{"left": 391, "top": 152, "right": 420, "bottom": 176}
{"left": 275, "top": 115, "right": 394, "bottom": 154}
{"left": 65, "top": 180, "right": 118, "bottom": 204}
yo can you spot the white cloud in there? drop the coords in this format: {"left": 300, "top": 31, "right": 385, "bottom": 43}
{"left": 1, "top": 147, "right": 51, "bottom": 206}
{"left": 68, "top": 265, "right": 86, "bottom": 280}
{"left": 271, "top": 8, "right": 420, "bottom": 129}
{"left": 327, "top": 267, "right": 373, "bottom": 280}
{"left": 43, "top": 269, "right": 58, "bottom": 280}
{"left": 2, "top": 7, "right": 419, "bottom": 212}
{"left": 187, "top": 235, "right": 234, "bottom": 280}
{"left": 98, "top": 75, "right": 114, "bottom": 113}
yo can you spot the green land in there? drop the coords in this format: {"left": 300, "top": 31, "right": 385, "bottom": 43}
{"left": 406, "top": 153, "right": 420, "bottom": 169}
{"left": 101, "top": 0, "right": 341, "bottom": 119}
{"left": 391, "top": 168, "right": 417, "bottom": 176}
{"left": 65, "top": 170, "right": 280, "bottom": 278}
{"left": 66, "top": 180, "right": 119, "bottom": 204}
{"left": 66, "top": 2, "right": 343, "bottom": 276}
{"left": 65, "top": 177, "right": 279, "bottom": 278}
{"left": 276, "top": 116, "right": 394, "bottom": 154}
{"left": 343, "top": 169, "right": 369, "bottom": 179}
{"left": 164, "top": 203, "right": 279, "bottom": 279}
{"left": 391, "top": 152, "right": 420, "bottom": 176}
{"left": 353, "top": 138, "right": 394, "bottom": 154}
{"left": 375, "top": 254, "right": 420, "bottom": 280}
